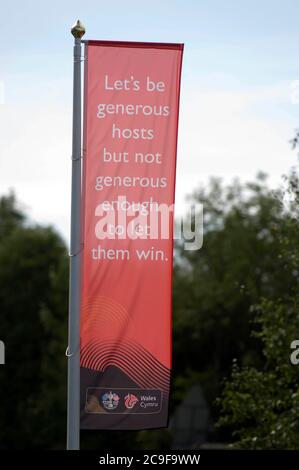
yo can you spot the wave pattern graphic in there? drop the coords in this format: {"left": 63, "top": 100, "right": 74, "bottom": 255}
{"left": 81, "top": 295, "right": 129, "bottom": 338}
{"left": 80, "top": 296, "right": 170, "bottom": 394}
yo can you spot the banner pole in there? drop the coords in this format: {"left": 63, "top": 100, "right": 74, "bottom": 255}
{"left": 67, "top": 20, "right": 85, "bottom": 451}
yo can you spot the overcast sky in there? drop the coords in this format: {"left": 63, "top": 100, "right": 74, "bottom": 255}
{"left": 1, "top": 0, "right": 299, "bottom": 242}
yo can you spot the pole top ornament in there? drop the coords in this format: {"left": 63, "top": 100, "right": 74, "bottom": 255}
{"left": 71, "top": 20, "right": 86, "bottom": 39}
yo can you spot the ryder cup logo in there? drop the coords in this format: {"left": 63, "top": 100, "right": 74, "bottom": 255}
{"left": 101, "top": 391, "right": 120, "bottom": 410}
{"left": 124, "top": 393, "right": 139, "bottom": 409}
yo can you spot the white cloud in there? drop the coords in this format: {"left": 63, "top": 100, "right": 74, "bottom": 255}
{"left": 0, "top": 87, "right": 72, "bottom": 242}
{"left": 0, "top": 76, "right": 297, "bottom": 240}
{"left": 175, "top": 79, "right": 297, "bottom": 214}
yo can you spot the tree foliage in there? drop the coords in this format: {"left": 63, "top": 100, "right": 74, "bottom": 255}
{"left": 0, "top": 193, "right": 69, "bottom": 448}
{"left": 217, "top": 171, "right": 299, "bottom": 448}
{"left": 172, "top": 173, "right": 298, "bottom": 419}
{"left": 1, "top": 167, "right": 298, "bottom": 448}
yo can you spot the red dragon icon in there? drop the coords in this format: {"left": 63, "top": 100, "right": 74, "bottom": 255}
{"left": 124, "top": 393, "right": 139, "bottom": 409}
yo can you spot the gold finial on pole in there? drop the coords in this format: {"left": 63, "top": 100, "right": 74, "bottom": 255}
{"left": 71, "top": 20, "right": 86, "bottom": 39}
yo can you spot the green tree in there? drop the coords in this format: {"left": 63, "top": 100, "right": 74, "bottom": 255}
{"left": 1, "top": 166, "right": 297, "bottom": 449}
{"left": 217, "top": 171, "right": 299, "bottom": 448}
{"left": 0, "top": 193, "right": 144, "bottom": 450}
{"left": 0, "top": 193, "right": 69, "bottom": 448}
{"left": 172, "top": 172, "right": 299, "bottom": 439}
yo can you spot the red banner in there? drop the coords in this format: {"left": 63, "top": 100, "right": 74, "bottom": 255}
{"left": 80, "top": 40, "right": 183, "bottom": 429}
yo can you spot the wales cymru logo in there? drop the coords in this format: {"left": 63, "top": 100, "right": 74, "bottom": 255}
{"left": 124, "top": 393, "right": 139, "bottom": 409}
{"left": 101, "top": 391, "right": 120, "bottom": 410}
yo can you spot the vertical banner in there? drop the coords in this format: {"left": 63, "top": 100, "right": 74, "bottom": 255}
{"left": 80, "top": 40, "right": 183, "bottom": 429}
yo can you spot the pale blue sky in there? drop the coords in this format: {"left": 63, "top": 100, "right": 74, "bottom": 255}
{"left": 1, "top": 0, "right": 299, "bottom": 240}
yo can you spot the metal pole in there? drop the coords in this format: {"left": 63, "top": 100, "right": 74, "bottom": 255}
{"left": 67, "top": 19, "right": 85, "bottom": 451}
